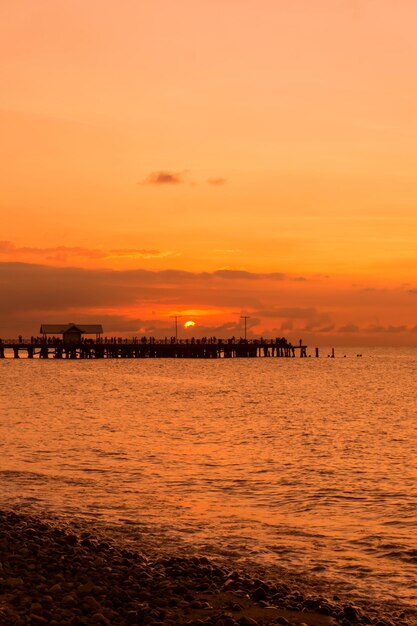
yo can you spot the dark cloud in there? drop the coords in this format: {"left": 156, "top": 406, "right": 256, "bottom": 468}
{"left": 255, "top": 307, "right": 316, "bottom": 319}
{"left": 315, "top": 324, "right": 335, "bottom": 333}
{"left": 302, "top": 312, "right": 332, "bottom": 332}
{"left": 207, "top": 178, "right": 226, "bottom": 186}
{"left": 273, "top": 320, "right": 294, "bottom": 332}
{"left": 359, "top": 287, "right": 388, "bottom": 293}
{"left": 0, "top": 262, "right": 299, "bottom": 337}
{"left": 365, "top": 324, "right": 408, "bottom": 334}
{"left": 143, "top": 171, "right": 185, "bottom": 185}
{"left": 1, "top": 261, "right": 416, "bottom": 345}
{"left": 338, "top": 324, "right": 360, "bottom": 333}
{"left": 64, "top": 314, "right": 145, "bottom": 334}
{"left": 256, "top": 307, "right": 332, "bottom": 332}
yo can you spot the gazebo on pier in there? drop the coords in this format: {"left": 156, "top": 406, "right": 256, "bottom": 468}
{"left": 40, "top": 323, "right": 103, "bottom": 344}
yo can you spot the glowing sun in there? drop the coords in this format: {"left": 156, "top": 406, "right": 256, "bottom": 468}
{"left": 184, "top": 320, "right": 196, "bottom": 329}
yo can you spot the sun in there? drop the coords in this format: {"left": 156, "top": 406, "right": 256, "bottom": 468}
{"left": 184, "top": 320, "right": 196, "bottom": 329}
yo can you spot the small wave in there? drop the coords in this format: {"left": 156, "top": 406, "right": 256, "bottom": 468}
{"left": 0, "top": 469, "right": 94, "bottom": 486}
{"left": 381, "top": 548, "right": 417, "bottom": 564}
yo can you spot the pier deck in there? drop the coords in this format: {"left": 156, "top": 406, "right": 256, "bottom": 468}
{"left": 0, "top": 339, "right": 308, "bottom": 359}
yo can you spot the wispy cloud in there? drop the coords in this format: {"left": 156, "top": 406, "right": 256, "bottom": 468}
{"left": 0, "top": 241, "right": 175, "bottom": 262}
{"left": 207, "top": 177, "right": 227, "bottom": 186}
{"left": 141, "top": 172, "right": 226, "bottom": 186}
{"left": 143, "top": 171, "right": 185, "bottom": 185}
{"left": 0, "top": 241, "right": 104, "bottom": 260}
{"left": 212, "top": 269, "right": 287, "bottom": 281}
{"left": 107, "top": 249, "right": 175, "bottom": 260}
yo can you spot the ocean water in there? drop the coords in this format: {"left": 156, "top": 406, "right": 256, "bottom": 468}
{"left": 1, "top": 349, "right": 416, "bottom": 609}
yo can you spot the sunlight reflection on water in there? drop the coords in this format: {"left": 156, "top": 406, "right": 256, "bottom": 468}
{"left": 1, "top": 349, "right": 416, "bottom": 606}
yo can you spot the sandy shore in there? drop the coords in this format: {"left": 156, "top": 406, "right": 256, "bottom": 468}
{"left": 0, "top": 509, "right": 414, "bottom": 626}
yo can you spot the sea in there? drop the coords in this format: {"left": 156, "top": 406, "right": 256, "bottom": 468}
{"left": 1, "top": 348, "right": 416, "bottom": 612}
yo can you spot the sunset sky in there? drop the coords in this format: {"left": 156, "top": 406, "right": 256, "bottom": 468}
{"left": 1, "top": 0, "right": 417, "bottom": 344}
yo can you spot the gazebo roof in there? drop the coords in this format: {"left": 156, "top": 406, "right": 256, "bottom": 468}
{"left": 40, "top": 324, "right": 103, "bottom": 335}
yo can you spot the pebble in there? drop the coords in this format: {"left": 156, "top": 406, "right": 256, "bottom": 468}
{"left": 251, "top": 587, "right": 267, "bottom": 602}
{"left": 5, "top": 577, "right": 24, "bottom": 587}
{"left": 91, "top": 613, "right": 111, "bottom": 625}
{"left": 237, "top": 618, "right": 259, "bottom": 626}
{"left": 0, "top": 508, "right": 414, "bottom": 626}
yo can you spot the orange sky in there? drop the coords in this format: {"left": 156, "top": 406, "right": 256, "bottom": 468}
{"left": 1, "top": 1, "right": 417, "bottom": 344}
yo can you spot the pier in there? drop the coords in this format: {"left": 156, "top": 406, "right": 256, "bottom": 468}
{"left": 0, "top": 337, "right": 308, "bottom": 359}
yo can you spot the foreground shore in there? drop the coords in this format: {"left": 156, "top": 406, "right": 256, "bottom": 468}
{"left": 0, "top": 510, "right": 414, "bottom": 626}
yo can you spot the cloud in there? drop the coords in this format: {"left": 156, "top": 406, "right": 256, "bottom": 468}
{"left": 338, "top": 324, "right": 360, "bottom": 333}
{"left": 0, "top": 241, "right": 14, "bottom": 253}
{"left": 0, "top": 241, "right": 174, "bottom": 262}
{"left": 0, "top": 241, "right": 104, "bottom": 260}
{"left": 359, "top": 287, "right": 388, "bottom": 293}
{"left": 273, "top": 320, "right": 294, "bottom": 331}
{"left": 255, "top": 307, "right": 333, "bottom": 334}
{"left": 315, "top": 324, "right": 335, "bottom": 333}
{"left": 108, "top": 249, "right": 174, "bottom": 260}
{"left": 0, "top": 262, "right": 276, "bottom": 338}
{"left": 212, "top": 269, "right": 287, "bottom": 280}
{"left": 0, "top": 261, "right": 313, "bottom": 339}
{"left": 255, "top": 307, "right": 317, "bottom": 319}
{"left": 1, "top": 261, "right": 416, "bottom": 345}
{"left": 0, "top": 262, "right": 297, "bottom": 315}
{"left": 69, "top": 314, "right": 146, "bottom": 334}
{"left": 207, "top": 177, "right": 227, "bottom": 186}
{"left": 143, "top": 171, "right": 185, "bottom": 185}
{"left": 365, "top": 324, "right": 408, "bottom": 334}
{"left": 301, "top": 311, "right": 332, "bottom": 332}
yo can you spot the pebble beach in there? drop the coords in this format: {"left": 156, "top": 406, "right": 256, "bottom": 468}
{"left": 1, "top": 509, "right": 415, "bottom": 626}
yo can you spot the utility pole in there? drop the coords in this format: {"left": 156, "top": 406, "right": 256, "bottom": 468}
{"left": 240, "top": 315, "right": 249, "bottom": 341}
{"left": 171, "top": 315, "right": 179, "bottom": 342}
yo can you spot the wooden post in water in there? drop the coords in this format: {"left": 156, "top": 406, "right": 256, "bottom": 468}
{"left": 315, "top": 347, "right": 319, "bottom": 358}
{"left": 331, "top": 347, "right": 335, "bottom": 358}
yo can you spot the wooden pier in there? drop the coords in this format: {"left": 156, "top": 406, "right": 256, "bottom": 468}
{"left": 0, "top": 338, "right": 308, "bottom": 359}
